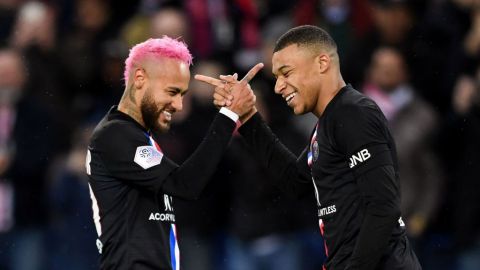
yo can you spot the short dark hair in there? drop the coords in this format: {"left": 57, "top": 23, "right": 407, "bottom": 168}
{"left": 273, "top": 25, "right": 337, "bottom": 53}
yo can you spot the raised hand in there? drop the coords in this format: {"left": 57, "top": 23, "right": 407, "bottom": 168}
{"left": 194, "top": 73, "right": 237, "bottom": 107}
{"left": 194, "top": 63, "right": 264, "bottom": 119}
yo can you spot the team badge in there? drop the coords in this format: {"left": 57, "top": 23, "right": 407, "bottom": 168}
{"left": 134, "top": 146, "right": 163, "bottom": 169}
{"left": 312, "top": 141, "right": 319, "bottom": 162}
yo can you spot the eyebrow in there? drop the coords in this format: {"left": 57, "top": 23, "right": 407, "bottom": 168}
{"left": 272, "top": 65, "right": 291, "bottom": 77}
{"left": 168, "top": 87, "right": 188, "bottom": 95}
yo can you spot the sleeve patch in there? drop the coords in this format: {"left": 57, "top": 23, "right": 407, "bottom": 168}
{"left": 134, "top": 146, "right": 163, "bottom": 169}
{"left": 349, "top": 148, "right": 371, "bottom": 168}
{"left": 347, "top": 144, "right": 393, "bottom": 175}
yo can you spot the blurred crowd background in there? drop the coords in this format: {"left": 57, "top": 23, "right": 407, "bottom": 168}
{"left": 0, "top": 0, "right": 479, "bottom": 269}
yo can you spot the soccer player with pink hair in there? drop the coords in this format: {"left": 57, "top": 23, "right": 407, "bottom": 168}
{"left": 86, "top": 36, "right": 263, "bottom": 270}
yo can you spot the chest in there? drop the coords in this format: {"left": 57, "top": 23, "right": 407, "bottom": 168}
{"left": 307, "top": 123, "right": 359, "bottom": 206}
{"left": 309, "top": 122, "right": 349, "bottom": 176}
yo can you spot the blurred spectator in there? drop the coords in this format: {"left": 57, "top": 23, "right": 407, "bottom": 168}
{"left": 10, "top": 1, "right": 55, "bottom": 51}
{"left": 293, "top": 0, "right": 354, "bottom": 59}
{"left": 186, "top": 0, "right": 229, "bottom": 59}
{"left": 230, "top": 0, "right": 261, "bottom": 69}
{"left": 362, "top": 47, "right": 442, "bottom": 243}
{"left": 151, "top": 7, "right": 190, "bottom": 42}
{"left": 461, "top": 0, "right": 480, "bottom": 59}
{"left": 47, "top": 124, "right": 99, "bottom": 270}
{"left": 293, "top": 0, "right": 374, "bottom": 40}
{"left": 418, "top": 0, "right": 480, "bottom": 113}
{"left": 440, "top": 69, "right": 480, "bottom": 270}
{"left": 0, "top": 47, "right": 18, "bottom": 269}
{"left": 0, "top": 48, "right": 58, "bottom": 270}
{"left": 343, "top": 0, "right": 455, "bottom": 113}
{"left": 186, "top": 0, "right": 263, "bottom": 67}
{"left": 344, "top": 0, "right": 416, "bottom": 87}
{"left": 8, "top": 1, "right": 70, "bottom": 150}
{"left": 122, "top": 3, "right": 189, "bottom": 47}
{"left": 0, "top": 0, "right": 20, "bottom": 45}
{"left": 320, "top": 0, "right": 354, "bottom": 56}
{"left": 91, "top": 39, "right": 129, "bottom": 117}
{"left": 58, "top": 0, "right": 113, "bottom": 119}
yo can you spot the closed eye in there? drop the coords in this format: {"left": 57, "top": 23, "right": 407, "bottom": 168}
{"left": 167, "top": 87, "right": 183, "bottom": 96}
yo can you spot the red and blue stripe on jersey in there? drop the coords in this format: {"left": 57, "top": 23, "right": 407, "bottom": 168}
{"left": 308, "top": 124, "right": 329, "bottom": 269}
{"left": 145, "top": 131, "right": 180, "bottom": 270}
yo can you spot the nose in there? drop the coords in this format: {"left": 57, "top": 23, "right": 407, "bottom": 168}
{"left": 274, "top": 77, "right": 286, "bottom": 94}
{"left": 172, "top": 95, "right": 183, "bottom": 111}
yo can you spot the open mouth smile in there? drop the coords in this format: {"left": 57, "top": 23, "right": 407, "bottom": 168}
{"left": 285, "top": 92, "right": 297, "bottom": 105}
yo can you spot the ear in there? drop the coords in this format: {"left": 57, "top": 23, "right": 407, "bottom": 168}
{"left": 317, "top": 54, "right": 331, "bottom": 73}
{"left": 133, "top": 68, "right": 147, "bottom": 90}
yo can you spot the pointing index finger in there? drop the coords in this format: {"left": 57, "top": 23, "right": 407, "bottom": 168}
{"left": 194, "top": 74, "right": 224, "bottom": 87}
{"left": 240, "top": 63, "right": 264, "bottom": 83}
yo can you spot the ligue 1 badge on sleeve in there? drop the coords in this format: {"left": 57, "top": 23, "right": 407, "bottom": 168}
{"left": 134, "top": 146, "right": 163, "bottom": 169}
{"left": 313, "top": 141, "right": 319, "bottom": 162}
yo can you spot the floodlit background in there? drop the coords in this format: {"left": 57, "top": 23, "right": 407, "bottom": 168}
{"left": 0, "top": 0, "right": 479, "bottom": 269}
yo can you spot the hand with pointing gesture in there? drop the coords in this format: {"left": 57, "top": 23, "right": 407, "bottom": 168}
{"left": 194, "top": 63, "right": 264, "bottom": 123}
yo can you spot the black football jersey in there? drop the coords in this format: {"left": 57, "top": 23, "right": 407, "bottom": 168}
{"left": 239, "top": 85, "right": 421, "bottom": 270}
{"left": 86, "top": 106, "right": 235, "bottom": 270}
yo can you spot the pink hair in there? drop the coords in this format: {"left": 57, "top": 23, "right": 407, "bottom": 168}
{"left": 124, "top": 36, "right": 193, "bottom": 83}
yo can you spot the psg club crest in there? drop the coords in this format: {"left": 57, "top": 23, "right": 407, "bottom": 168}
{"left": 312, "top": 141, "right": 319, "bottom": 162}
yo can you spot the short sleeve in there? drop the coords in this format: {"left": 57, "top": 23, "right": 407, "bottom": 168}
{"left": 334, "top": 104, "right": 393, "bottom": 175}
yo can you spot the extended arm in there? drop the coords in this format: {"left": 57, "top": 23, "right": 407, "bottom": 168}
{"left": 238, "top": 112, "right": 311, "bottom": 197}
{"left": 160, "top": 112, "right": 236, "bottom": 199}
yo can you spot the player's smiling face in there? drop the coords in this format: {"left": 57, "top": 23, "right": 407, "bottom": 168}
{"left": 272, "top": 44, "right": 321, "bottom": 115}
{"left": 140, "top": 58, "right": 190, "bottom": 134}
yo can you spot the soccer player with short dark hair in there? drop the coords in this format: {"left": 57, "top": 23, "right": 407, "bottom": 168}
{"left": 198, "top": 25, "right": 422, "bottom": 270}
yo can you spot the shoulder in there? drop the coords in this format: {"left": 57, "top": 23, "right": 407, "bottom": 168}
{"left": 328, "top": 87, "right": 391, "bottom": 153}
{"left": 90, "top": 116, "right": 147, "bottom": 149}
{"left": 331, "top": 88, "right": 384, "bottom": 124}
